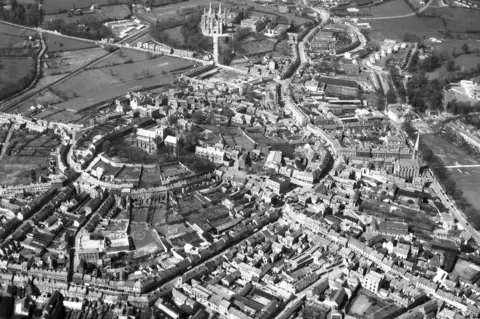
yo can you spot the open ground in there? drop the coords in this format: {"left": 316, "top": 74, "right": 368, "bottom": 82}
{"left": 14, "top": 54, "right": 194, "bottom": 114}
{"left": 366, "top": 16, "right": 444, "bottom": 41}
{"left": 348, "top": 290, "right": 389, "bottom": 318}
{"left": 43, "top": 33, "right": 97, "bottom": 52}
{"left": 359, "top": 0, "right": 414, "bottom": 17}
{"left": 421, "top": 134, "right": 480, "bottom": 213}
{"left": 42, "top": 0, "right": 129, "bottom": 14}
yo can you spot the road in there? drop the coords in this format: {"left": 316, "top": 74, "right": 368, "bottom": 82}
{"left": 0, "top": 124, "right": 15, "bottom": 161}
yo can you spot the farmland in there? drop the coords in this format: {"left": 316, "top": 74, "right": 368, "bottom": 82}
{"left": 42, "top": 0, "right": 129, "bottom": 14}
{"left": 98, "top": 4, "right": 131, "bottom": 20}
{"left": 0, "top": 57, "right": 36, "bottom": 101}
{"left": 0, "top": 130, "right": 60, "bottom": 186}
{"left": 427, "top": 53, "right": 480, "bottom": 80}
{"left": 44, "top": 48, "right": 106, "bottom": 76}
{"left": 89, "top": 48, "right": 156, "bottom": 69}
{"left": 41, "top": 55, "right": 194, "bottom": 112}
{"left": 422, "top": 8, "right": 480, "bottom": 38}
{"left": 43, "top": 33, "right": 96, "bottom": 52}
{"left": 359, "top": 0, "right": 414, "bottom": 17}
{"left": 367, "top": 16, "right": 444, "bottom": 41}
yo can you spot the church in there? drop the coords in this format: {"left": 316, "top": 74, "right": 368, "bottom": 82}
{"left": 201, "top": 2, "right": 226, "bottom": 35}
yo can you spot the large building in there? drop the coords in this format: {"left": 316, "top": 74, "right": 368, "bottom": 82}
{"left": 201, "top": 2, "right": 226, "bottom": 35}
{"left": 394, "top": 158, "right": 421, "bottom": 179}
{"left": 443, "top": 80, "right": 480, "bottom": 108}
{"left": 319, "top": 77, "right": 359, "bottom": 97}
{"left": 363, "top": 271, "right": 384, "bottom": 293}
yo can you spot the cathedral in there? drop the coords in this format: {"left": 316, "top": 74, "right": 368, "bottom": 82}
{"left": 201, "top": 2, "right": 226, "bottom": 35}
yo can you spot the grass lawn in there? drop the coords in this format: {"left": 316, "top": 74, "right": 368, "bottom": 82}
{"left": 361, "top": 0, "right": 414, "bottom": 17}
{"left": 43, "top": 33, "right": 97, "bottom": 52}
{"left": 367, "top": 16, "right": 444, "bottom": 41}
{"left": 348, "top": 290, "right": 389, "bottom": 318}
{"left": 98, "top": 4, "right": 131, "bottom": 20}
{"left": 421, "top": 133, "right": 480, "bottom": 213}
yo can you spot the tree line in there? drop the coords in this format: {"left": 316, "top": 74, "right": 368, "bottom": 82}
{"left": 43, "top": 19, "right": 114, "bottom": 40}
{"left": 0, "top": 0, "right": 42, "bottom": 27}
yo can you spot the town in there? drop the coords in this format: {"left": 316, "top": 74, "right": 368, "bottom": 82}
{"left": 0, "top": 0, "right": 480, "bottom": 318}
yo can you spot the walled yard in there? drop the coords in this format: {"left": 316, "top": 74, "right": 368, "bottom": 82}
{"left": 0, "top": 130, "right": 60, "bottom": 186}
{"left": 98, "top": 4, "right": 132, "bottom": 20}
{"left": 347, "top": 290, "right": 389, "bottom": 318}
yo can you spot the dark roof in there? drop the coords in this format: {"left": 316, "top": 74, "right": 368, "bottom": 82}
{"left": 319, "top": 76, "right": 358, "bottom": 88}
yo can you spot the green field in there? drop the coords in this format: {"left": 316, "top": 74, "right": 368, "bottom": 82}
{"left": 428, "top": 53, "right": 480, "bottom": 80}
{"left": 367, "top": 16, "right": 444, "bottom": 41}
{"left": 47, "top": 55, "right": 194, "bottom": 112}
{"left": 0, "top": 57, "right": 36, "bottom": 101}
{"left": 423, "top": 7, "right": 480, "bottom": 36}
{"left": 42, "top": 0, "right": 129, "bottom": 14}
{"left": 98, "top": 4, "right": 131, "bottom": 20}
{"left": 421, "top": 133, "right": 480, "bottom": 214}
{"left": 360, "top": 0, "right": 414, "bottom": 17}
{"left": 43, "top": 33, "right": 97, "bottom": 52}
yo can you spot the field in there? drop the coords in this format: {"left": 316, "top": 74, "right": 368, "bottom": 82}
{"left": 367, "top": 16, "right": 444, "bottom": 41}
{"left": 423, "top": 8, "right": 480, "bottom": 37}
{"left": 44, "top": 48, "right": 106, "bottom": 76}
{"left": 359, "top": 0, "right": 414, "bottom": 17}
{"left": 43, "top": 11, "right": 104, "bottom": 27}
{"left": 98, "top": 4, "right": 131, "bottom": 20}
{"left": 42, "top": 0, "right": 129, "bottom": 14}
{"left": 130, "top": 222, "right": 166, "bottom": 258}
{"left": 0, "top": 130, "right": 60, "bottom": 185}
{"left": 348, "top": 290, "right": 389, "bottom": 318}
{"left": 0, "top": 57, "right": 36, "bottom": 101}
{"left": 43, "top": 33, "right": 97, "bottom": 52}
{"left": 45, "top": 55, "right": 194, "bottom": 111}
{"left": 421, "top": 133, "right": 480, "bottom": 213}
{"left": 428, "top": 53, "right": 480, "bottom": 80}
{"left": 137, "top": 0, "right": 219, "bottom": 23}
{"left": 88, "top": 48, "right": 152, "bottom": 69}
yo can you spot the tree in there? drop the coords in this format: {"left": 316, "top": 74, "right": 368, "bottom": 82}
{"left": 462, "top": 43, "right": 469, "bottom": 55}
{"left": 445, "top": 59, "right": 455, "bottom": 72}
{"left": 386, "top": 89, "right": 397, "bottom": 104}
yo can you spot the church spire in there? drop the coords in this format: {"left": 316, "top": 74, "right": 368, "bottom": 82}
{"left": 413, "top": 133, "right": 420, "bottom": 159}
{"left": 218, "top": 2, "right": 221, "bottom": 15}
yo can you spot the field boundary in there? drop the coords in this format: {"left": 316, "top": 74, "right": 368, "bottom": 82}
{"left": 0, "top": 33, "right": 46, "bottom": 105}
